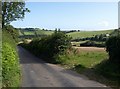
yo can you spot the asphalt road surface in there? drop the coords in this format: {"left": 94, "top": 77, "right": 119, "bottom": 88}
{"left": 18, "top": 46, "right": 110, "bottom": 87}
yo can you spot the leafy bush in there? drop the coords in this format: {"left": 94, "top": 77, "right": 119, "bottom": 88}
{"left": 95, "top": 60, "right": 120, "bottom": 80}
{"left": 4, "top": 25, "right": 19, "bottom": 42}
{"left": 21, "top": 31, "right": 72, "bottom": 63}
{"left": 106, "top": 35, "right": 120, "bottom": 63}
{"left": 2, "top": 30, "right": 20, "bottom": 87}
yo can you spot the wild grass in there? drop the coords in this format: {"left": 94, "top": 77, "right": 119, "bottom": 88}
{"left": 58, "top": 49, "right": 107, "bottom": 69}
{"left": 58, "top": 49, "right": 120, "bottom": 88}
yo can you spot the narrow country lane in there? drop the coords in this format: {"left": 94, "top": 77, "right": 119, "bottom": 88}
{"left": 18, "top": 46, "right": 110, "bottom": 88}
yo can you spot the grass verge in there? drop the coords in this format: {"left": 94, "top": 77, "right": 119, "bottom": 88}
{"left": 2, "top": 30, "right": 20, "bottom": 87}
{"left": 57, "top": 49, "right": 120, "bottom": 88}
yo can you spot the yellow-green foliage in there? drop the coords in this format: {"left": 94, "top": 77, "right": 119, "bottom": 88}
{"left": 57, "top": 50, "right": 107, "bottom": 68}
{"left": 2, "top": 30, "right": 20, "bottom": 87}
{"left": 2, "top": 43, "right": 20, "bottom": 87}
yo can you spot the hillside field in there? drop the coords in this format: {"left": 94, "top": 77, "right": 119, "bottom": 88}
{"left": 19, "top": 30, "right": 54, "bottom": 36}
{"left": 67, "top": 30, "right": 113, "bottom": 39}
{"left": 19, "top": 29, "right": 113, "bottom": 40}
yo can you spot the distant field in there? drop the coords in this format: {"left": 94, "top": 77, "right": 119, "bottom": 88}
{"left": 19, "top": 29, "right": 113, "bottom": 39}
{"left": 19, "top": 30, "right": 54, "bottom": 36}
{"left": 71, "top": 41, "right": 87, "bottom": 47}
{"left": 24, "top": 31, "right": 35, "bottom": 35}
{"left": 36, "top": 30, "right": 54, "bottom": 35}
{"left": 67, "top": 30, "right": 113, "bottom": 39}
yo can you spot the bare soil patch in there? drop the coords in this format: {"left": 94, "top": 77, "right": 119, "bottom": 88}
{"left": 73, "top": 47, "right": 106, "bottom": 52}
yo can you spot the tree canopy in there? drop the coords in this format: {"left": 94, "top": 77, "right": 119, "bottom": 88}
{"left": 2, "top": 1, "right": 30, "bottom": 28}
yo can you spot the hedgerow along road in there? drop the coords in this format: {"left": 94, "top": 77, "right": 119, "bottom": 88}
{"left": 18, "top": 46, "right": 110, "bottom": 88}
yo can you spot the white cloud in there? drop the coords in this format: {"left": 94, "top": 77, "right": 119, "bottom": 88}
{"left": 98, "top": 21, "right": 109, "bottom": 27}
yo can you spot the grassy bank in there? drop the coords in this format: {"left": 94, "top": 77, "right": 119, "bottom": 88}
{"left": 58, "top": 50, "right": 107, "bottom": 68}
{"left": 57, "top": 49, "right": 119, "bottom": 88}
{"left": 0, "top": 28, "right": 2, "bottom": 88}
{"left": 2, "top": 30, "right": 20, "bottom": 87}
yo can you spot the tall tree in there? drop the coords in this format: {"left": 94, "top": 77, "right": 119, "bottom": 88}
{"left": 2, "top": 1, "right": 30, "bottom": 28}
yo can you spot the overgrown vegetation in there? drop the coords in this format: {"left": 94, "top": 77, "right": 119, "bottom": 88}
{"left": 20, "top": 29, "right": 120, "bottom": 88}
{"left": 57, "top": 50, "right": 107, "bottom": 68}
{"left": 93, "top": 31, "right": 120, "bottom": 88}
{"left": 2, "top": 28, "right": 20, "bottom": 87}
{"left": 57, "top": 45, "right": 120, "bottom": 88}
{"left": 106, "top": 35, "right": 120, "bottom": 63}
{"left": 4, "top": 25, "right": 19, "bottom": 42}
{"left": 2, "top": 1, "right": 29, "bottom": 87}
{"left": 95, "top": 60, "right": 120, "bottom": 87}
{"left": 20, "top": 30, "right": 72, "bottom": 63}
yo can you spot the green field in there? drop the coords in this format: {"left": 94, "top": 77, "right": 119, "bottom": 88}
{"left": 36, "top": 30, "right": 54, "bottom": 35}
{"left": 19, "top": 30, "right": 54, "bottom": 36}
{"left": 59, "top": 50, "right": 107, "bottom": 69}
{"left": 67, "top": 30, "right": 113, "bottom": 39}
{"left": 58, "top": 49, "right": 119, "bottom": 87}
{"left": 19, "top": 29, "right": 114, "bottom": 40}
{"left": 24, "top": 31, "right": 35, "bottom": 35}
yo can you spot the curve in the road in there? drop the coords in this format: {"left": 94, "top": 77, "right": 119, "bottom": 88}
{"left": 18, "top": 46, "right": 110, "bottom": 88}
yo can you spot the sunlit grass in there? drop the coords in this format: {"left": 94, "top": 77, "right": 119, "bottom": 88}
{"left": 59, "top": 50, "right": 108, "bottom": 69}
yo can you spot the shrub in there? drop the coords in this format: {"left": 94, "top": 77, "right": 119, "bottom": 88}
{"left": 106, "top": 35, "right": 120, "bottom": 63}
{"left": 4, "top": 25, "right": 19, "bottom": 42}
{"left": 21, "top": 31, "right": 72, "bottom": 63}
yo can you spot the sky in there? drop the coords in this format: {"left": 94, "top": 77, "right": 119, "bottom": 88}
{"left": 11, "top": 2, "right": 118, "bottom": 31}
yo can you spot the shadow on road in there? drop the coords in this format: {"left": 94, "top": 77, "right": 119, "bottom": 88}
{"left": 18, "top": 46, "right": 117, "bottom": 88}
{"left": 18, "top": 46, "right": 46, "bottom": 64}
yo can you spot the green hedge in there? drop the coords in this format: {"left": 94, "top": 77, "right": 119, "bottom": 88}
{"left": 21, "top": 31, "right": 72, "bottom": 63}
{"left": 80, "top": 41, "right": 105, "bottom": 47}
{"left": 2, "top": 30, "right": 20, "bottom": 87}
{"left": 106, "top": 35, "right": 120, "bottom": 63}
